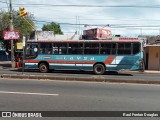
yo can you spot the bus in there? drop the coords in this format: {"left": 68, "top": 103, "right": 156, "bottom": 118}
{"left": 24, "top": 39, "right": 144, "bottom": 75}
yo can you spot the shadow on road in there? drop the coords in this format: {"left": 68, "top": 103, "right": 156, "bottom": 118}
{"left": 11, "top": 68, "right": 133, "bottom": 76}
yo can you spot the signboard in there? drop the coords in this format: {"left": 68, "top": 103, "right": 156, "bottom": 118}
{"left": 16, "top": 42, "right": 23, "bottom": 50}
{"left": 30, "top": 31, "right": 54, "bottom": 41}
{"left": 3, "top": 30, "right": 20, "bottom": 40}
{"left": 83, "top": 28, "right": 111, "bottom": 39}
{"left": 119, "top": 38, "right": 138, "bottom": 40}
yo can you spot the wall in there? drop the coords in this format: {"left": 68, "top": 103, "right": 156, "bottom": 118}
{"left": 148, "top": 46, "right": 160, "bottom": 70}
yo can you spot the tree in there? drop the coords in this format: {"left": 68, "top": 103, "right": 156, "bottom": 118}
{"left": 42, "top": 22, "right": 63, "bottom": 34}
{"left": 0, "top": 10, "right": 35, "bottom": 51}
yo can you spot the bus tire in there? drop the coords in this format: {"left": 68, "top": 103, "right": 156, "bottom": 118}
{"left": 39, "top": 63, "right": 49, "bottom": 73}
{"left": 93, "top": 64, "right": 105, "bottom": 75}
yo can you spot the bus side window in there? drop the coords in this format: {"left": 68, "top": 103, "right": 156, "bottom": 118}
{"left": 100, "top": 43, "right": 111, "bottom": 55}
{"left": 53, "top": 49, "right": 58, "bottom": 54}
{"left": 39, "top": 49, "right": 43, "bottom": 54}
{"left": 53, "top": 43, "right": 59, "bottom": 54}
{"left": 40, "top": 43, "right": 52, "bottom": 54}
{"left": 133, "top": 43, "right": 140, "bottom": 54}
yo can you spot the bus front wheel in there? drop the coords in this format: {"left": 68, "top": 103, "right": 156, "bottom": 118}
{"left": 39, "top": 63, "right": 49, "bottom": 73}
{"left": 93, "top": 64, "right": 105, "bottom": 75}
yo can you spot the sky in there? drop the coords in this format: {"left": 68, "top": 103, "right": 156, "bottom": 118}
{"left": 1, "top": 0, "right": 160, "bottom": 37}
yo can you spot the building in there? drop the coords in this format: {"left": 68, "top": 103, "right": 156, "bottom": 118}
{"left": 83, "top": 28, "right": 111, "bottom": 40}
{"left": 30, "top": 31, "right": 81, "bottom": 41}
{"left": 140, "top": 35, "right": 160, "bottom": 71}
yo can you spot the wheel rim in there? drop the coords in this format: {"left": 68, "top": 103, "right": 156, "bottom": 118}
{"left": 96, "top": 66, "right": 102, "bottom": 73}
{"left": 40, "top": 65, "right": 47, "bottom": 72}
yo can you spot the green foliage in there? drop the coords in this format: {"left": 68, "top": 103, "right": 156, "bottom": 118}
{"left": 42, "top": 22, "right": 63, "bottom": 34}
{"left": 0, "top": 10, "right": 35, "bottom": 51}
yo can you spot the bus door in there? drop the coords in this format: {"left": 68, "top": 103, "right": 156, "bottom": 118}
{"left": 25, "top": 43, "right": 38, "bottom": 69}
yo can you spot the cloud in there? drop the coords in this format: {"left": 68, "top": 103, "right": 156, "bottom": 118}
{"left": 1, "top": 0, "right": 160, "bottom": 36}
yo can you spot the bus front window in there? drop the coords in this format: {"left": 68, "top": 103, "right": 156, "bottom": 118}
{"left": 25, "top": 43, "right": 38, "bottom": 59}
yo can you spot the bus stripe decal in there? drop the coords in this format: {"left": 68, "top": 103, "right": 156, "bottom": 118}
{"left": 25, "top": 60, "right": 40, "bottom": 63}
{"left": 47, "top": 60, "right": 95, "bottom": 64}
{"left": 26, "top": 60, "right": 95, "bottom": 65}
{"left": 49, "top": 64, "right": 93, "bottom": 67}
{"left": 104, "top": 56, "right": 115, "bottom": 64}
{"left": 25, "top": 63, "right": 38, "bottom": 65}
{"left": 113, "top": 56, "right": 124, "bottom": 64}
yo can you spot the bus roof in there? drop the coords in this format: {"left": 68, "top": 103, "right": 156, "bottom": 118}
{"left": 27, "top": 39, "right": 140, "bottom": 43}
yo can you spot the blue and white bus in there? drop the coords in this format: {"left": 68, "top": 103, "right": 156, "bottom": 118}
{"left": 24, "top": 38, "right": 144, "bottom": 75}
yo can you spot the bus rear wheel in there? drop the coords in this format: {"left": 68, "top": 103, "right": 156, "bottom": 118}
{"left": 93, "top": 64, "right": 105, "bottom": 75}
{"left": 39, "top": 63, "right": 49, "bottom": 73}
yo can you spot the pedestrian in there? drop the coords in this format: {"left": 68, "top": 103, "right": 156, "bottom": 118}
{"left": 5, "top": 51, "right": 9, "bottom": 61}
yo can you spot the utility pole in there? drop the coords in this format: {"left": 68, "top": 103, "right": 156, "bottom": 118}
{"left": 9, "top": 0, "right": 15, "bottom": 68}
{"left": 78, "top": 16, "right": 80, "bottom": 35}
{"left": 76, "top": 16, "right": 77, "bottom": 34}
{"left": 140, "top": 28, "right": 142, "bottom": 36}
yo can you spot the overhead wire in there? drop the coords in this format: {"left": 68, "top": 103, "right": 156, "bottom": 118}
{"left": 2, "top": 0, "right": 160, "bottom": 22}
{"left": 32, "top": 19, "right": 160, "bottom": 29}
{"left": 7, "top": 4, "right": 160, "bottom": 8}
{"left": 5, "top": 0, "right": 9, "bottom": 12}
{"left": 1, "top": 0, "right": 160, "bottom": 34}
{"left": 1, "top": 0, "right": 160, "bottom": 8}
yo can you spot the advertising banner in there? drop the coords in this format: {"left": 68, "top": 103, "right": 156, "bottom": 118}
{"left": 3, "top": 30, "right": 20, "bottom": 40}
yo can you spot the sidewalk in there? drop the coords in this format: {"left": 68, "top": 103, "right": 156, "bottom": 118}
{"left": 144, "top": 70, "right": 160, "bottom": 74}
{"left": 0, "top": 61, "right": 11, "bottom": 69}
{"left": 0, "top": 61, "right": 160, "bottom": 85}
{"left": 1, "top": 73, "right": 160, "bottom": 85}
{"left": 119, "top": 70, "right": 160, "bottom": 74}
{"left": 0, "top": 61, "right": 160, "bottom": 73}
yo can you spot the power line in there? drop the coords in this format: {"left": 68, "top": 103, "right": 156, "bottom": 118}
{"left": 0, "top": 0, "right": 6, "bottom": 3}
{"left": 33, "top": 19, "right": 160, "bottom": 28}
{"left": 2, "top": 1, "right": 160, "bottom": 22}
{"left": 5, "top": 0, "right": 9, "bottom": 12}
{"left": 12, "top": 4, "right": 160, "bottom": 8}
{"left": 34, "top": 15, "right": 160, "bottom": 23}
{"left": 1, "top": 1, "right": 160, "bottom": 8}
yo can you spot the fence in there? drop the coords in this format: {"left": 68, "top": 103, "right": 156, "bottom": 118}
{"left": 0, "top": 51, "right": 11, "bottom": 61}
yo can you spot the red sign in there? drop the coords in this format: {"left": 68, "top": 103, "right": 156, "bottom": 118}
{"left": 119, "top": 38, "right": 138, "bottom": 40}
{"left": 83, "top": 28, "right": 111, "bottom": 39}
{"left": 3, "top": 30, "right": 20, "bottom": 40}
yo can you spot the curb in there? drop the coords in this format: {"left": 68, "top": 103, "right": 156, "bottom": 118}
{"left": 1, "top": 74, "right": 160, "bottom": 85}
{"left": 119, "top": 71, "right": 160, "bottom": 74}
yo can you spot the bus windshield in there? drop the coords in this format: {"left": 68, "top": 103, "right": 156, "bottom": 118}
{"left": 25, "top": 43, "right": 38, "bottom": 59}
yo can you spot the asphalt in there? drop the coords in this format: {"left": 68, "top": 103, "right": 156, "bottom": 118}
{"left": 0, "top": 61, "right": 160, "bottom": 85}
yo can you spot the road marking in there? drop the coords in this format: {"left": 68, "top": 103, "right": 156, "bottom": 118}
{"left": 0, "top": 91, "right": 59, "bottom": 96}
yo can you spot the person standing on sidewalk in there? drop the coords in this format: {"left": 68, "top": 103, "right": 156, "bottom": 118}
{"left": 5, "top": 51, "right": 9, "bottom": 61}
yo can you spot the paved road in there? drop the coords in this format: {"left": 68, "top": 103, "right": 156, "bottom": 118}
{"left": 0, "top": 69, "right": 160, "bottom": 81}
{"left": 0, "top": 78, "right": 160, "bottom": 120}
